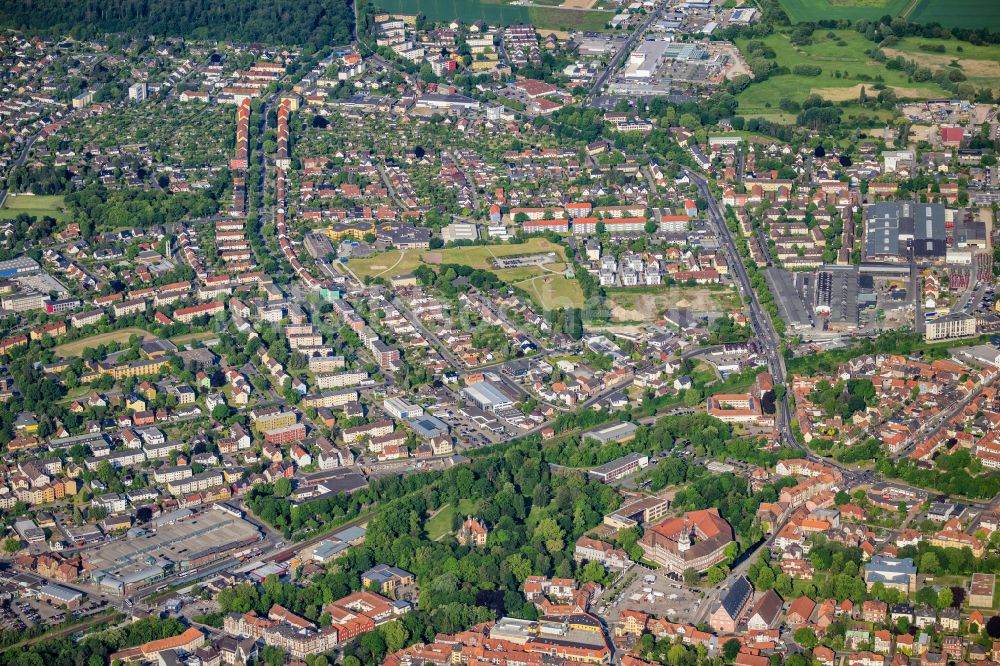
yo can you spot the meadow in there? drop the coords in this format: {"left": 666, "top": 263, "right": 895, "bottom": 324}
{"left": 0, "top": 194, "right": 71, "bottom": 223}
{"left": 54, "top": 328, "right": 156, "bottom": 358}
{"left": 883, "top": 37, "right": 1000, "bottom": 90}
{"left": 347, "top": 237, "right": 585, "bottom": 309}
{"left": 426, "top": 499, "right": 478, "bottom": 540}
{"left": 736, "top": 29, "right": 950, "bottom": 118}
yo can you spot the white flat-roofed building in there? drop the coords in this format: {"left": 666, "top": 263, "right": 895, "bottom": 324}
{"left": 441, "top": 222, "right": 479, "bottom": 243}
{"left": 383, "top": 397, "right": 423, "bottom": 420}
{"left": 461, "top": 380, "right": 514, "bottom": 412}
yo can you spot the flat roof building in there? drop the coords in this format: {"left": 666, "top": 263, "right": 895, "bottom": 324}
{"left": 584, "top": 422, "right": 638, "bottom": 444}
{"left": 588, "top": 452, "right": 649, "bottom": 482}
{"left": 461, "top": 381, "right": 514, "bottom": 412}
{"left": 865, "top": 202, "right": 946, "bottom": 260}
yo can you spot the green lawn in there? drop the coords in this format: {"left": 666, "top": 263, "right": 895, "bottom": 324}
{"left": 736, "top": 30, "right": 949, "bottom": 117}
{"left": 348, "top": 237, "right": 585, "bottom": 309}
{"left": 54, "top": 327, "right": 155, "bottom": 358}
{"left": 0, "top": 194, "right": 70, "bottom": 223}
{"left": 778, "top": 0, "right": 909, "bottom": 22}
{"left": 426, "top": 499, "right": 478, "bottom": 540}
{"left": 515, "top": 273, "right": 586, "bottom": 309}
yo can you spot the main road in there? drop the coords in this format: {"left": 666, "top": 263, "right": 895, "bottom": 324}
{"left": 583, "top": 10, "right": 660, "bottom": 106}
{"left": 0, "top": 128, "right": 46, "bottom": 209}
{"left": 683, "top": 169, "right": 791, "bottom": 435}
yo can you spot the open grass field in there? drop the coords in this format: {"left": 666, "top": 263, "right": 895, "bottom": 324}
{"left": 778, "top": 0, "right": 909, "bottom": 22}
{"left": 904, "top": 0, "right": 1000, "bottom": 30}
{"left": 171, "top": 331, "right": 218, "bottom": 345}
{"left": 348, "top": 237, "right": 585, "bottom": 310}
{"left": 736, "top": 30, "right": 950, "bottom": 117}
{"left": 375, "top": 0, "right": 611, "bottom": 31}
{"left": 0, "top": 194, "right": 71, "bottom": 223}
{"left": 883, "top": 37, "right": 1000, "bottom": 89}
{"left": 55, "top": 327, "right": 155, "bottom": 358}
{"left": 606, "top": 286, "right": 740, "bottom": 323}
{"left": 514, "top": 273, "right": 585, "bottom": 308}
{"left": 426, "top": 499, "right": 477, "bottom": 540}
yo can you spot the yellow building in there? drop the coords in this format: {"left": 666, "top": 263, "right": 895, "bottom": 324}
{"left": 322, "top": 222, "right": 373, "bottom": 242}
{"left": 100, "top": 358, "right": 170, "bottom": 380}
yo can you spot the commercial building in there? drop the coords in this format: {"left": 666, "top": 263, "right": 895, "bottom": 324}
{"left": 584, "top": 422, "right": 638, "bottom": 445}
{"left": 87, "top": 509, "right": 260, "bottom": 596}
{"left": 489, "top": 614, "right": 612, "bottom": 664}
{"left": 814, "top": 267, "right": 859, "bottom": 331}
{"left": 461, "top": 380, "right": 515, "bottom": 412}
{"left": 864, "top": 202, "right": 946, "bottom": 260}
{"left": 38, "top": 583, "right": 84, "bottom": 609}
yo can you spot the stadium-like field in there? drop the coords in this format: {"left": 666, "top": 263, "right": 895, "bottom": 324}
{"left": 903, "top": 0, "right": 1000, "bottom": 31}
{"left": 374, "top": 0, "right": 611, "bottom": 31}
{"left": 778, "top": 0, "right": 910, "bottom": 23}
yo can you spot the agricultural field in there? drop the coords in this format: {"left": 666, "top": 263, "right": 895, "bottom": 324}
{"left": 54, "top": 328, "right": 156, "bottom": 358}
{"left": 903, "top": 0, "right": 1000, "bottom": 31}
{"left": 0, "top": 194, "right": 71, "bottom": 223}
{"left": 778, "top": 0, "right": 909, "bottom": 23}
{"left": 347, "top": 237, "right": 585, "bottom": 309}
{"left": 780, "top": 0, "right": 1000, "bottom": 29}
{"left": 374, "top": 0, "right": 612, "bottom": 31}
{"left": 736, "top": 30, "right": 950, "bottom": 118}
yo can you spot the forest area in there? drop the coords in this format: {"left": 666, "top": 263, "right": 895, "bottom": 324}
{"left": 0, "top": 0, "right": 354, "bottom": 47}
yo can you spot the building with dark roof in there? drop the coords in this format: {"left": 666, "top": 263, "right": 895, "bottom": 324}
{"left": 710, "top": 575, "right": 753, "bottom": 634}
{"left": 864, "top": 202, "right": 945, "bottom": 260}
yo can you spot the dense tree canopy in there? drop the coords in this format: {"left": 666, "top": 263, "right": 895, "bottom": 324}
{"left": 0, "top": 0, "right": 354, "bottom": 47}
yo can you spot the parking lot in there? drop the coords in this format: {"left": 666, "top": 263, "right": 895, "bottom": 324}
{"left": 596, "top": 565, "right": 707, "bottom": 627}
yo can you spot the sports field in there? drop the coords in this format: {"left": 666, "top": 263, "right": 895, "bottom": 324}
{"left": 374, "top": 0, "right": 611, "bottom": 31}
{"left": 736, "top": 30, "right": 949, "bottom": 117}
{"left": 904, "top": 0, "right": 1000, "bottom": 30}
{"left": 0, "top": 194, "right": 71, "bottom": 223}
{"left": 348, "top": 237, "right": 585, "bottom": 309}
{"left": 55, "top": 328, "right": 156, "bottom": 358}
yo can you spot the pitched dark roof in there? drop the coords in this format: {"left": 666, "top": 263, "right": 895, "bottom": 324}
{"left": 721, "top": 575, "right": 753, "bottom": 619}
